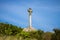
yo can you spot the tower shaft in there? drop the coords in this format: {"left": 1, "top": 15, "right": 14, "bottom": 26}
{"left": 29, "top": 14, "right": 32, "bottom": 27}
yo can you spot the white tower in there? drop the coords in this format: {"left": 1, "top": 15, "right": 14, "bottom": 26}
{"left": 28, "top": 8, "right": 32, "bottom": 28}
{"left": 23, "top": 8, "right": 35, "bottom": 32}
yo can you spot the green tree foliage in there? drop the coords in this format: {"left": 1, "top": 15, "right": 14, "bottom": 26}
{"left": 0, "top": 22, "right": 22, "bottom": 36}
{"left": 51, "top": 29, "right": 60, "bottom": 40}
{"left": 29, "top": 30, "right": 44, "bottom": 40}
{"left": 20, "top": 30, "right": 44, "bottom": 40}
{"left": 42, "top": 32, "right": 52, "bottom": 40}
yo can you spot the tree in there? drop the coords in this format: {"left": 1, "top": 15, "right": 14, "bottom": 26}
{"left": 53, "top": 29, "right": 60, "bottom": 40}
{"left": 0, "top": 22, "right": 22, "bottom": 36}
{"left": 42, "top": 32, "right": 52, "bottom": 40}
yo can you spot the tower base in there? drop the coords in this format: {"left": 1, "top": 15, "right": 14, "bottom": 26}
{"left": 23, "top": 26, "right": 36, "bottom": 32}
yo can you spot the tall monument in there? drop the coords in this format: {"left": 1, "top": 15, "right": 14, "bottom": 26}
{"left": 23, "top": 8, "right": 35, "bottom": 32}
{"left": 28, "top": 8, "right": 32, "bottom": 28}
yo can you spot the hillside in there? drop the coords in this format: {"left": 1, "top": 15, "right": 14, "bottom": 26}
{"left": 0, "top": 22, "right": 60, "bottom": 40}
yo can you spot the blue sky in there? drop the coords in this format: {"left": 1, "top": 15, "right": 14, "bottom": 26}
{"left": 0, "top": 0, "right": 60, "bottom": 32}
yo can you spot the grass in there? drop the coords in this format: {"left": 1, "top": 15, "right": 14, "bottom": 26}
{"left": 0, "top": 36, "right": 37, "bottom": 40}
{"left": 0, "top": 36, "right": 20, "bottom": 40}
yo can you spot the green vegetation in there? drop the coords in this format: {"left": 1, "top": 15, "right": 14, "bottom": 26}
{"left": 0, "top": 22, "right": 60, "bottom": 40}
